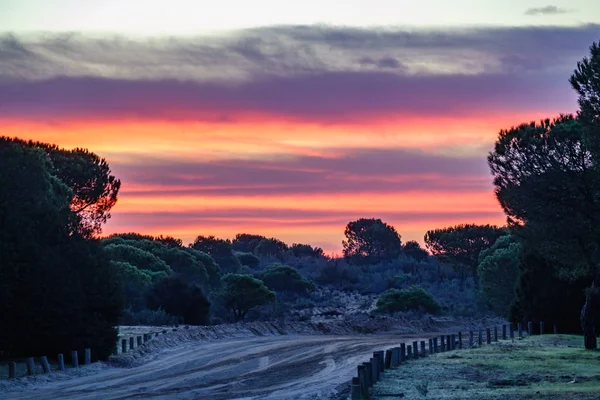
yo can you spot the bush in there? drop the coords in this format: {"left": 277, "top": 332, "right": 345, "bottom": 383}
{"left": 235, "top": 252, "right": 261, "bottom": 269}
{"left": 120, "top": 308, "right": 183, "bottom": 326}
{"left": 146, "top": 276, "right": 211, "bottom": 325}
{"left": 260, "top": 264, "right": 315, "bottom": 295}
{"left": 376, "top": 286, "right": 441, "bottom": 314}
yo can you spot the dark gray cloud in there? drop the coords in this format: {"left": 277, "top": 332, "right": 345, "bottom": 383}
{"left": 0, "top": 24, "right": 595, "bottom": 121}
{"left": 525, "top": 6, "right": 571, "bottom": 16}
{"left": 0, "top": 24, "right": 597, "bottom": 82}
{"left": 0, "top": 70, "right": 578, "bottom": 122}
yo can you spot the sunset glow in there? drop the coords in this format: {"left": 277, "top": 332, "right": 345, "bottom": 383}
{"left": 2, "top": 2, "right": 597, "bottom": 252}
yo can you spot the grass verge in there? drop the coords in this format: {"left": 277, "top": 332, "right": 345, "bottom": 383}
{"left": 373, "top": 335, "right": 600, "bottom": 399}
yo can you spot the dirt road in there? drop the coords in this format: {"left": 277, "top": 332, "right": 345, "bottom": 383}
{"left": 4, "top": 333, "right": 429, "bottom": 400}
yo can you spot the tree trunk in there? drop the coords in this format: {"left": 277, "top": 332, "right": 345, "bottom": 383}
{"left": 581, "top": 283, "right": 598, "bottom": 349}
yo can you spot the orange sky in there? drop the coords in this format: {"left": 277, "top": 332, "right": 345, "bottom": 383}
{"left": 1, "top": 115, "right": 515, "bottom": 253}
{"left": 2, "top": 24, "right": 593, "bottom": 253}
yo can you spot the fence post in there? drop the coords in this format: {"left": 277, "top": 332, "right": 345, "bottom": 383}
{"left": 494, "top": 327, "right": 498, "bottom": 342}
{"left": 351, "top": 377, "right": 361, "bottom": 400}
{"left": 469, "top": 331, "right": 474, "bottom": 348}
{"left": 358, "top": 365, "right": 368, "bottom": 395}
{"left": 130, "top": 337, "right": 135, "bottom": 350}
{"left": 429, "top": 338, "right": 434, "bottom": 354}
{"left": 400, "top": 343, "right": 406, "bottom": 362}
{"left": 458, "top": 332, "right": 463, "bottom": 349}
{"left": 486, "top": 328, "right": 492, "bottom": 344}
{"left": 84, "top": 348, "right": 91, "bottom": 365}
{"left": 369, "top": 358, "right": 379, "bottom": 382}
{"left": 40, "top": 356, "right": 50, "bottom": 373}
{"left": 518, "top": 323, "right": 523, "bottom": 338}
{"left": 391, "top": 347, "right": 399, "bottom": 367}
{"left": 440, "top": 336, "right": 445, "bottom": 352}
{"left": 540, "top": 321, "right": 544, "bottom": 335}
{"left": 528, "top": 321, "right": 533, "bottom": 336}
{"left": 376, "top": 350, "right": 385, "bottom": 372}
{"left": 413, "top": 341, "right": 419, "bottom": 358}
{"left": 502, "top": 325, "right": 507, "bottom": 340}
{"left": 478, "top": 328, "right": 483, "bottom": 346}
{"left": 420, "top": 341, "right": 426, "bottom": 356}
{"left": 385, "top": 349, "right": 392, "bottom": 369}
{"left": 57, "top": 353, "right": 65, "bottom": 371}
{"left": 121, "top": 339, "right": 127, "bottom": 353}
{"left": 362, "top": 362, "right": 373, "bottom": 388}
{"left": 433, "top": 337, "right": 438, "bottom": 353}
{"left": 8, "top": 362, "right": 16, "bottom": 379}
{"left": 450, "top": 334, "right": 456, "bottom": 350}
{"left": 510, "top": 324, "right": 515, "bottom": 339}
{"left": 26, "top": 357, "right": 35, "bottom": 376}
{"left": 71, "top": 351, "right": 79, "bottom": 368}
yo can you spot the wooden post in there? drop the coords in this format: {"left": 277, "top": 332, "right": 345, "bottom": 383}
{"left": 351, "top": 377, "right": 361, "bottom": 400}
{"left": 400, "top": 343, "right": 406, "bottom": 362}
{"left": 407, "top": 344, "right": 413, "bottom": 359}
{"left": 420, "top": 341, "right": 426, "bottom": 356}
{"left": 121, "top": 339, "right": 127, "bottom": 353}
{"left": 433, "top": 337, "right": 438, "bottom": 352}
{"left": 57, "top": 354, "right": 65, "bottom": 371}
{"left": 502, "top": 325, "right": 507, "bottom": 340}
{"left": 363, "top": 362, "right": 374, "bottom": 387}
{"left": 130, "top": 337, "right": 135, "bottom": 350}
{"left": 376, "top": 350, "right": 385, "bottom": 372}
{"left": 369, "top": 358, "right": 379, "bottom": 382}
{"left": 385, "top": 349, "right": 392, "bottom": 369}
{"left": 469, "top": 331, "right": 474, "bottom": 347}
{"left": 486, "top": 328, "right": 491, "bottom": 344}
{"left": 478, "top": 328, "right": 483, "bottom": 346}
{"left": 494, "top": 327, "right": 498, "bottom": 342}
{"left": 428, "top": 338, "right": 433, "bottom": 354}
{"left": 518, "top": 322, "right": 523, "bottom": 338}
{"left": 540, "top": 321, "right": 545, "bottom": 335}
{"left": 440, "top": 336, "right": 445, "bottom": 352}
{"left": 26, "top": 357, "right": 35, "bottom": 376}
{"left": 510, "top": 324, "right": 515, "bottom": 339}
{"left": 84, "top": 348, "right": 91, "bottom": 365}
{"left": 413, "top": 341, "right": 419, "bottom": 358}
{"left": 358, "top": 365, "right": 368, "bottom": 395}
{"left": 450, "top": 334, "right": 455, "bottom": 350}
{"left": 40, "top": 356, "right": 50, "bottom": 373}
{"left": 72, "top": 350, "right": 79, "bottom": 368}
{"left": 137, "top": 336, "right": 142, "bottom": 347}
{"left": 528, "top": 321, "right": 533, "bottom": 336}
{"left": 391, "top": 347, "right": 399, "bottom": 367}
{"left": 458, "top": 332, "right": 463, "bottom": 349}
{"left": 8, "top": 362, "right": 16, "bottom": 379}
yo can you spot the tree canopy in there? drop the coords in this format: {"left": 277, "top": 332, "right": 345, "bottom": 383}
{"left": 0, "top": 139, "right": 122, "bottom": 359}
{"left": 343, "top": 218, "right": 402, "bottom": 265}
{"left": 424, "top": 224, "right": 506, "bottom": 281}
{"left": 259, "top": 264, "right": 315, "bottom": 295}
{"left": 219, "top": 274, "right": 276, "bottom": 321}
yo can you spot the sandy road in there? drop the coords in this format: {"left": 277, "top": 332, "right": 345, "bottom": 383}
{"left": 4, "top": 333, "right": 431, "bottom": 400}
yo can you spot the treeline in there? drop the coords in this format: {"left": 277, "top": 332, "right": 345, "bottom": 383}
{"left": 3, "top": 38, "right": 600, "bottom": 360}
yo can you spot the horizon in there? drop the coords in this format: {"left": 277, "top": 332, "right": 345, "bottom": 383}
{"left": 2, "top": 1, "right": 597, "bottom": 253}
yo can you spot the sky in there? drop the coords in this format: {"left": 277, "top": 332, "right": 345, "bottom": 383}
{"left": 1, "top": 1, "right": 599, "bottom": 253}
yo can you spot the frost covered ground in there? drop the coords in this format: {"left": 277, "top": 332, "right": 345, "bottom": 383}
{"left": 1, "top": 316, "right": 504, "bottom": 400}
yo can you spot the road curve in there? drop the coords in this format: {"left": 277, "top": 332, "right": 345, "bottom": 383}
{"left": 5, "top": 333, "right": 430, "bottom": 400}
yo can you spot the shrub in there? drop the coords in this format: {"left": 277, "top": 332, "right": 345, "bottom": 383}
{"left": 120, "top": 308, "right": 183, "bottom": 326}
{"left": 235, "top": 252, "right": 261, "bottom": 269}
{"left": 376, "top": 286, "right": 441, "bottom": 314}
{"left": 260, "top": 264, "right": 315, "bottom": 295}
